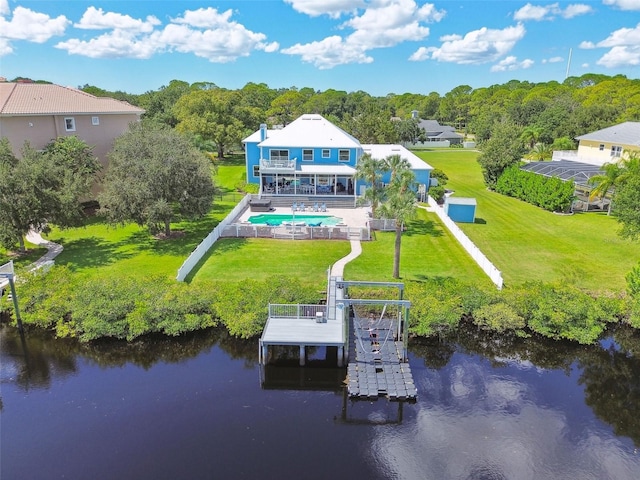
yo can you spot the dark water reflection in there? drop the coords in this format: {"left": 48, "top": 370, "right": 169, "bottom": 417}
{"left": 1, "top": 323, "right": 640, "bottom": 480}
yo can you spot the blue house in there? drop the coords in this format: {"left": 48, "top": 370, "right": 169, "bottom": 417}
{"left": 243, "top": 114, "right": 432, "bottom": 198}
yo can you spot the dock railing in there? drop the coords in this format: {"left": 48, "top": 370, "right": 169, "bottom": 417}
{"left": 269, "top": 303, "right": 327, "bottom": 320}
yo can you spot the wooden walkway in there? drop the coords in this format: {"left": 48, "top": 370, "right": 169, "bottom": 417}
{"left": 346, "top": 317, "right": 417, "bottom": 401}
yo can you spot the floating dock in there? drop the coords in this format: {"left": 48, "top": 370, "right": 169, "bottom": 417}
{"left": 259, "top": 276, "right": 417, "bottom": 401}
{"left": 346, "top": 317, "right": 417, "bottom": 400}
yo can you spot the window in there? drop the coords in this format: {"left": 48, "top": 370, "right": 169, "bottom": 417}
{"left": 322, "top": 149, "right": 330, "bottom": 158}
{"left": 611, "top": 145, "right": 622, "bottom": 158}
{"left": 302, "top": 149, "right": 313, "bottom": 161}
{"left": 253, "top": 165, "right": 260, "bottom": 177}
{"left": 64, "top": 117, "right": 76, "bottom": 132}
{"left": 270, "top": 150, "right": 289, "bottom": 162}
{"left": 338, "top": 149, "right": 350, "bottom": 162}
{"left": 599, "top": 144, "right": 605, "bottom": 151}
{"left": 92, "top": 116, "right": 100, "bottom": 126}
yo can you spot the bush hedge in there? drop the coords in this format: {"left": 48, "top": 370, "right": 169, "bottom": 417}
{"left": 1, "top": 267, "right": 635, "bottom": 345}
{"left": 495, "top": 165, "right": 575, "bottom": 212}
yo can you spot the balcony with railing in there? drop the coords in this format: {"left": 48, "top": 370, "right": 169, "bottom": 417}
{"left": 260, "top": 157, "right": 296, "bottom": 171}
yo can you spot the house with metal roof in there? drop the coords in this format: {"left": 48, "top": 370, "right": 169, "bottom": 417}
{"left": 552, "top": 121, "right": 640, "bottom": 166}
{"left": 524, "top": 122, "right": 640, "bottom": 211}
{"left": 0, "top": 81, "right": 144, "bottom": 170}
{"left": 243, "top": 114, "right": 432, "bottom": 201}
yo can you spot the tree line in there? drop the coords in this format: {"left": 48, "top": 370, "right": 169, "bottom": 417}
{"left": 79, "top": 73, "right": 640, "bottom": 149}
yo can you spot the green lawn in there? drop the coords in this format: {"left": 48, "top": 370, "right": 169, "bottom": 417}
{"left": 190, "top": 238, "right": 351, "bottom": 284}
{"left": 346, "top": 208, "right": 492, "bottom": 286}
{"left": 417, "top": 149, "right": 640, "bottom": 292}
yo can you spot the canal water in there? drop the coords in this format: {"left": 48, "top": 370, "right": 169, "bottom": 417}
{"left": 1, "top": 324, "right": 639, "bottom": 480}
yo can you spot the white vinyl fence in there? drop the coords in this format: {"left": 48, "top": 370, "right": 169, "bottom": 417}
{"left": 176, "top": 195, "right": 251, "bottom": 281}
{"left": 427, "top": 196, "right": 504, "bottom": 289}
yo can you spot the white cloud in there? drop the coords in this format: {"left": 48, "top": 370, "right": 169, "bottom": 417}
{"left": 603, "top": 0, "right": 640, "bottom": 10}
{"left": 0, "top": 37, "right": 12, "bottom": 55}
{"left": 0, "top": 0, "right": 9, "bottom": 16}
{"left": 0, "top": 6, "right": 69, "bottom": 43}
{"left": 593, "top": 23, "right": 640, "bottom": 47}
{"left": 582, "top": 62, "right": 590, "bottom": 67}
{"left": 597, "top": 45, "right": 640, "bottom": 67}
{"left": 547, "top": 56, "right": 564, "bottom": 63}
{"left": 579, "top": 22, "right": 640, "bottom": 67}
{"left": 514, "top": 2, "right": 592, "bottom": 21}
{"left": 56, "top": 6, "right": 278, "bottom": 62}
{"left": 282, "top": 35, "right": 373, "bottom": 68}
{"left": 283, "top": 1, "right": 445, "bottom": 68}
{"left": 156, "top": 22, "right": 278, "bottom": 63}
{"left": 563, "top": 4, "right": 594, "bottom": 18}
{"left": 75, "top": 7, "right": 160, "bottom": 33}
{"left": 284, "top": 0, "right": 365, "bottom": 18}
{"left": 490, "top": 55, "right": 534, "bottom": 71}
{"left": 56, "top": 30, "right": 160, "bottom": 59}
{"left": 413, "top": 24, "right": 526, "bottom": 65}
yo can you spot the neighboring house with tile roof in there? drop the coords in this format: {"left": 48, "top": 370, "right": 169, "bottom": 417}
{"left": 243, "top": 113, "right": 432, "bottom": 198}
{"left": 552, "top": 121, "right": 640, "bottom": 166}
{"left": 0, "top": 81, "right": 144, "bottom": 171}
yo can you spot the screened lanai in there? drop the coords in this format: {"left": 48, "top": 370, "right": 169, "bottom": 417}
{"left": 520, "top": 160, "right": 607, "bottom": 211}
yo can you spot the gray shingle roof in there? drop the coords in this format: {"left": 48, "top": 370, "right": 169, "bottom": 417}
{"left": 575, "top": 121, "right": 640, "bottom": 147}
{"left": 0, "top": 82, "right": 144, "bottom": 116}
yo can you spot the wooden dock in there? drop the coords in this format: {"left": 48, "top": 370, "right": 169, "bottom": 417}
{"left": 259, "top": 275, "right": 417, "bottom": 401}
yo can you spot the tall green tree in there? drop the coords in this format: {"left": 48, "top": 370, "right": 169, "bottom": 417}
{"left": 378, "top": 164, "right": 417, "bottom": 279}
{"left": 612, "top": 151, "right": 640, "bottom": 238}
{"left": 99, "top": 122, "right": 215, "bottom": 237}
{"left": 174, "top": 88, "right": 244, "bottom": 158}
{"left": 477, "top": 119, "right": 525, "bottom": 189}
{"left": 0, "top": 137, "right": 100, "bottom": 252}
{"left": 354, "top": 153, "right": 387, "bottom": 217}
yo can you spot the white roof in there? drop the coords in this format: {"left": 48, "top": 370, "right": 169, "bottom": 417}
{"left": 247, "top": 114, "right": 362, "bottom": 148}
{"left": 299, "top": 164, "right": 356, "bottom": 175}
{"left": 361, "top": 144, "right": 433, "bottom": 170}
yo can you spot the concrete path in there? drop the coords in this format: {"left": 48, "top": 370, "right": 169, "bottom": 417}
{"left": 330, "top": 239, "right": 362, "bottom": 277}
{"left": 24, "top": 230, "right": 64, "bottom": 272}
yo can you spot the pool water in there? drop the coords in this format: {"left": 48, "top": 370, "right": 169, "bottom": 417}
{"left": 248, "top": 214, "right": 343, "bottom": 226}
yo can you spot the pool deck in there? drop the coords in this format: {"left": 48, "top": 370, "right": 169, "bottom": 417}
{"left": 238, "top": 206, "right": 370, "bottom": 229}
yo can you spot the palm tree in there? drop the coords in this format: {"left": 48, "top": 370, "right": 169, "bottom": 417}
{"left": 526, "top": 143, "right": 552, "bottom": 161}
{"left": 588, "top": 162, "right": 623, "bottom": 215}
{"left": 520, "top": 126, "right": 543, "bottom": 151}
{"left": 384, "top": 154, "right": 412, "bottom": 184}
{"left": 354, "top": 153, "right": 387, "bottom": 217}
{"left": 378, "top": 166, "right": 417, "bottom": 279}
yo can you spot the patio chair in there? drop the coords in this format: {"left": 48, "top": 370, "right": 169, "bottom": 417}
{"left": 292, "top": 202, "right": 298, "bottom": 212}
{"left": 313, "top": 202, "right": 319, "bottom": 212}
{"left": 320, "top": 203, "right": 327, "bottom": 212}
{"left": 300, "top": 202, "right": 306, "bottom": 211}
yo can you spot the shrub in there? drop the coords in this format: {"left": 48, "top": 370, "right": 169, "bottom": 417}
{"left": 626, "top": 261, "right": 640, "bottom": 298}
{"left": 472, "top": 302, "right": 525, "bottom": 332}
{"left": 496, "top": 165, "right": 575, "bottom": 212}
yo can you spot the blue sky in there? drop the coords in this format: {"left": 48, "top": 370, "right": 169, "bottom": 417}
{"left": 1, "top": 0, "right": 639, "bottom": 96}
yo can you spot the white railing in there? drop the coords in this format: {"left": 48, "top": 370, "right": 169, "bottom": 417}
{"left": 269, "top": 303, "right": 327, "bottom": 319}
{"left": 176, "top": 195, "right": 252, "bottom": 281}
{"left": 552, "top": 150, "right": 579, "bottom": 161}
{"left": 369, "top": 218, "right": 397, "bottom": 231}
{"left": 427, "top": 196, "right": 504, "bottom": 289}
{"left": 220, "top": 224, "right": 371, "bottom": 241}
{"left": 260, "top": 158, "right": 296, "bottom": 169}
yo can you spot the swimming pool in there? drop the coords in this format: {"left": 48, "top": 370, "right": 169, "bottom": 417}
{"left": 247, "top": 214, "right": 343, "bottom": 226}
